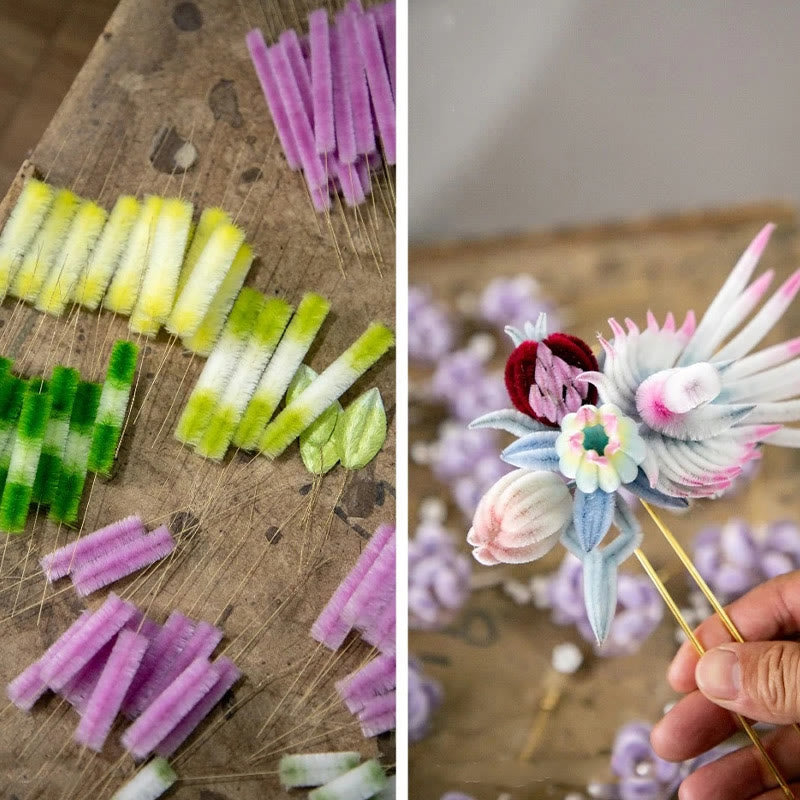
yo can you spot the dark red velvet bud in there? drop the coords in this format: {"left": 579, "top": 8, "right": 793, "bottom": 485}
{"left": 504, "top": 333, "right": 598, "bottom": 426}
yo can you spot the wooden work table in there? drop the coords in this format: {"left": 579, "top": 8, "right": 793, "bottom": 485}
{"left": 0, "top": 1, "right": 395, "bottom": 797}
{"left": 410, "top": 206, "right": 800, "bottom": 799}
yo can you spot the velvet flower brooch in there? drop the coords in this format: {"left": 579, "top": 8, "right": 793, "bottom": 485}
{"left": 468, "top": 223, "right": 800, "bottom": 642}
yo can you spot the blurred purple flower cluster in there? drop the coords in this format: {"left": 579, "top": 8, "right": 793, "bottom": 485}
{"left": 479, "top": 275, "right": 559, "bottom": 334}
{"left": 409, "top": 658, "right": 443, "bottom": 744}
{"left": 409, "top": 520, "right": 472, "bottom": 630}
{"left": 409, "top": 286, "right": 455, "bottom": 363}
{"left": 589, "top": 720, "right": 738, "bottom": 800}
{"left": 693, "top": 518, "right": 800, "bottom": 605}
{"left": 539, "top": 554, "right": 663, "bottom": 657}
{"left": 431, "top": 423, "right": 512, "bottom": 519}
{"left": 410, "top": 279, "right": 557, "bottom": 518}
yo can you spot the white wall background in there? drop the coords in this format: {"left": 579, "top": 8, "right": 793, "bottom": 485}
{"left": 410, "top": 0, "right": 800, "bottom": 242}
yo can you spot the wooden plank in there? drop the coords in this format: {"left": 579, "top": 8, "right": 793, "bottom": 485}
{"left": 410, "top": 207, "right": 800, "bottom": 798}
{"left": 0, "top": 1, "right": 394, "bottom": 797}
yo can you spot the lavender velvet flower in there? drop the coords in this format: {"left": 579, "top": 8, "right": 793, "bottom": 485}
{"left": 409, "top": 521, "right": 472, "bottom": 630}
{"left": 596, "top": 720, "right": 740, "bottom": 800}
{"left": 610, "top": 721, "right": 683, "bottom": 799}
{"left": 409, "top": 658, "right": 442, "bottom": 743}
{"left": 450, "top": 371, "right": 508, "bottom": 423}
{"left": 430, "top": 349, "right": 487, "bottom": 409}
{"left": 432, "top": 424, "right": 497, "bottom": 481}
{"left": 479, "top": 275, "right": 559, "bottom": 333}
{"left": 409, "top": 286, "right": 454, "bottom": 363}
{"left": 693, "top": 518, "right": 800, "bottom": 604}
{"left": 544, "top": 554, "right": 663, "bottom": 657}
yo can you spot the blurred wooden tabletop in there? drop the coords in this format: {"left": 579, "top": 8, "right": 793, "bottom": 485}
{"left": 0, "top": 0, "right": 395, "bottom": 797}
{"left": 0, "top": 0, "right": 118, "bottom": 193}
{"left": 409, "top": 205, "right": 800, "bottom": 800}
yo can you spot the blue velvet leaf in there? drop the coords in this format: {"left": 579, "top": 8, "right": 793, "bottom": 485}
{"left": 582, "top": 549, "right": 617, "bottom": 644}
{"left": 469, "top": 408, "right": 550, "bottom": 437}
{"left": 572, "top": 488, "right": 615, "bottom": 552}
{"left": 608, "top": 494, "right": 643, "bottom": 562}
{"left": 501, "top": 432, "right": 560, "bottom": 471}
{"left": 626, "top": 469, "right": 690, "bottom": 510}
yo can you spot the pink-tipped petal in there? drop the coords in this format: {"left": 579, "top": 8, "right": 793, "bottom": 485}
{"left": 715, "top": 268, "right": 800, "bottom": 362}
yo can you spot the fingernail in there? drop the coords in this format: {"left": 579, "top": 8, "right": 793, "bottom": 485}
{"left": 696, "top": 647, "right": 740, "bottom": 700}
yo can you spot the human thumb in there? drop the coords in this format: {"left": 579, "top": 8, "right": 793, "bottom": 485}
{"left": 695, "top": 642, "right": 800, "bottom": 725}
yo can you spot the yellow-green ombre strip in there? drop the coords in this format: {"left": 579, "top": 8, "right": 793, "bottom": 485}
{"left": 234, "top": 292, "right": 330, "bottom": 450}
{"left": 73, "top": 195, "right": 140, "bottom": 310}
{"left": 182, "top": 242, "right": 255, "bottom": 356}
{"left": 260, "top": 322, "right": 394, "bottom": 458}
{"left": 10, "top": 189, "right": 80, "bottom": 302}
{"left": 0, "top": 179, "right": 54, "bottom": 297}
{"left": 175, "top": 288, "right": 264, "bottom": 446}
{"left": 197, "top": 296, "right": 293, "bottom": 460}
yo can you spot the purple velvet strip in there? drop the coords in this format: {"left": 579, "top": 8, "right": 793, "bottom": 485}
{"left": 41, "top": 593, "right": 137, "bottom": 691}
{"left": 155, "top": 657, "right": 242, "bottom": 757}
{"left": 332, "top": 157, "right": 365, "bottom": 206}
{"left": 271, "top": 36, "right": 330, "bottom": 211}
{"left": 309, "top": 9, "right": 335, "bottom": 154}
{"left": 7, "top": 611, "right": 92, "bottom": 710}
{"left": 140, "top": 621, "right": 222, "bottom": 711}
{"left": 354, "top": 11, "right": 395, "bottom": 164}
{"left": 331, "top": 18, "right": 357, "bottom": 163}
{"left": 71, "top": 525, "right": 175, "bottom": 597}
{"left": 342, "top": 535, "right": 396, "bottom": 628}
{"left": 41, "top": 515, "right": 146, "bottom": 582}
{"left": 311, "top": 523, "right": 395, "bottom": 650}
{"left": 336, "top": 653, "right": 396, "bottom": 712}
{"left": 121, "top": 657, "right": 218, "bottom": 760}
{"left": 74, "top": 630, "right": 148, "bottom": 752}
{"left": 338, "top": 9, "right": 375, "bottom": 155}
{"left": 123, "top": 610, "right": 196, "bottom": 718}
{"left": 374, "top": 2, "right": 395, "bottom": 99}
{"left": 246, "top": 28, "right": 301, "bottom": 170}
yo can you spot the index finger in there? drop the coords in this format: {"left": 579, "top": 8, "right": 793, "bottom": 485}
{"left": 668, "top": 569, "right": 800, "bottom": 694}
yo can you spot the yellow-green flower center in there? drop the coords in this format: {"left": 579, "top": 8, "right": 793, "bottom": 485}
{"left": 582, "top": 424, "right": 609, "bottom": 454}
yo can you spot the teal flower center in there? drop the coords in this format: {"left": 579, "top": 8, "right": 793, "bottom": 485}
{"left": 582, "top": 424, "right": 609, "bottom": 455}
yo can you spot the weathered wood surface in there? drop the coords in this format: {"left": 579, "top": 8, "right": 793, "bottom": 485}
{"left": 0, "top": 1, "right": 394, "bottom": 797}
{"left": 409, "top": 205, "right": 800, "bottom": 800}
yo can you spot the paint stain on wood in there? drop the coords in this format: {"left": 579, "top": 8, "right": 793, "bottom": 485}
{"left": 173, "top": 1, "right": 203, "bottom": 31}
{"left": 341, "top": 471, "right": 380, "bottom": 518}
{"left": 241, "top": 166, "right": 263, "bottom": 183}
{"left": 208, "top": 79, "right": 243, "bottom": 128}
{"left": 149, "top": 125, "right": 197, "bottom": 174}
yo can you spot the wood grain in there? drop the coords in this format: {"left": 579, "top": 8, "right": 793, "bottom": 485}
{"left": 0, "top": 1, "right": 395, "bottom": 797}
{"left": 410, "top": 207, "right": 800, "bottom": 799}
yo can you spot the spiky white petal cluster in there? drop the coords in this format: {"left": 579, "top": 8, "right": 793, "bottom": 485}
{"left": 586, "top": 224, "right": 800, "bottom": 498}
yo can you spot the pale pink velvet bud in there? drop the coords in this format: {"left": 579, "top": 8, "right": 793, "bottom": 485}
{"left": 467, "top": 469, "right": 572, "bottom": 565}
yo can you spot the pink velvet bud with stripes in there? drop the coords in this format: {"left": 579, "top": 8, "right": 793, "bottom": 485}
{"left": 467, "top": 469, "right": 572, "bottom": 566}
